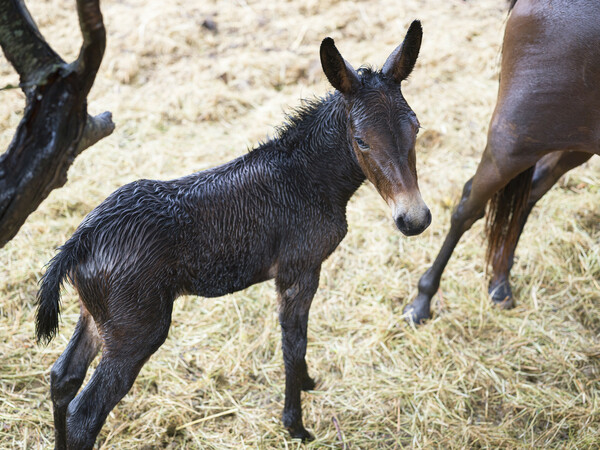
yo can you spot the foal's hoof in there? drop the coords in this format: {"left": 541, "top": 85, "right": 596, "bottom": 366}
{"left": 489, "top": 280, "right": 515, "bottom": 310}
{"left": 288, "top": 426, "right": 315, "bottom": 442}
{"left": 301, "top": 376, "right": 316, "bottom": 391}
{"left": 403, "top": 297, "right": 431, "bottom": 325}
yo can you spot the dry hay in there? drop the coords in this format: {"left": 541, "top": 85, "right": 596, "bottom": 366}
{"left": 1, "top": 0, "right": 599, "bottom": 448}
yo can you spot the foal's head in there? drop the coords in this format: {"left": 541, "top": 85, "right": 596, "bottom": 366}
{"left": 320, "top": 21, "right": 431, "bottom": 236}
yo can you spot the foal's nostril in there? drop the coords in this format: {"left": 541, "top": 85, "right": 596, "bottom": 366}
{"left": 424, "top": 209, "right": 432, "bottom": 228}
{"left": 395, "top": 215, "right": 406, "bottom": 232}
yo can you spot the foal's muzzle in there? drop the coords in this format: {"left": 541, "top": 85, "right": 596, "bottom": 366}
{"left": 389, "top": 192, "right": 431, "bottom": 236}
{"left": 395, "top": 208, "right": 431, "bottom": 236}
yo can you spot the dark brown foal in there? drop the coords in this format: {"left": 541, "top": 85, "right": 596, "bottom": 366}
{"left": 405, "top": 0, "right": 600, "bottom": 323}
{"left": 38, "top": 22, "right": 430, "bottom": 448}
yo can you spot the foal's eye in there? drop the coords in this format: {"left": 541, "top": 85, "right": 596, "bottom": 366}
{"left": 354, "top": 137, "right": 369, "bottom": 150}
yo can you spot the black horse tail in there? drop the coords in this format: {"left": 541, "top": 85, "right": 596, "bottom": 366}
{"left": 36, "top": 240, "right": 79, "bottom": 344}
{"left": 485, "top": 167, "right": 534, "bottom": 276}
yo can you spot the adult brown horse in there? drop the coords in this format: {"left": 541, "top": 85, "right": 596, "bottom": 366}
{"left": 404, "top": 0, "right": 599, "bottom": 324}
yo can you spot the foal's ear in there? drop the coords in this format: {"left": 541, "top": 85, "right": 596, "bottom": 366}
{"left": 382, "top": 20, "right": 423, "bottom": 83}
{"left": 320, "top": 37, "right": 360, "bottom": 95}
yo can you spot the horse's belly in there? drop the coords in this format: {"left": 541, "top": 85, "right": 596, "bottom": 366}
{"left": 190, "top": 259, "right": 272, "bottom": 298}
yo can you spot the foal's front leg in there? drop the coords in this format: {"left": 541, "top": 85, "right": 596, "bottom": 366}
{"left": 276, "top": 267, "right": 320, "bottom": 441}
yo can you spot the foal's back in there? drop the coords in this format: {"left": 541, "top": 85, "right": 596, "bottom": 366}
{"left": 71, "top": 135, "right": 349, "bottom": 305}
{"left": 175, "top": 146, "right": 347, "bottom": 298}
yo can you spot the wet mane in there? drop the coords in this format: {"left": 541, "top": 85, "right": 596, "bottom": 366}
{"left": 263, "top": 66, "right": 391, "bottom": 152}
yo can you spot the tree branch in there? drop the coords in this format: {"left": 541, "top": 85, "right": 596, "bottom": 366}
{"left": 0, "top": 0, "right": 63, "bottom": 89}
{"left": 77, "top": 111, "right": 115, "bottom": 154}
{"left": 75, "top": 0, "right": 106, "bottom": 95}
{"left": 0, "top": 0, "right": 114, "bottom": 249}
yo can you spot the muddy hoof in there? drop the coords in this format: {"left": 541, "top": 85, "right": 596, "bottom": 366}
{"left": 403, "top": 297, "right": 431, "bottom": 325}
{"left": 301, "top": 376, "right": 316, "bottom": 391}
{"left": 489, "top": 280, "right": 515, "bottom": 309}
{"left": 288, "top": 426, "right": 314, "bottom": 442}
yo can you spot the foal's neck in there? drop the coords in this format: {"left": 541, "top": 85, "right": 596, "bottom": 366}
{"left": 273, "top": 92, "right": 366, "bottom": 207}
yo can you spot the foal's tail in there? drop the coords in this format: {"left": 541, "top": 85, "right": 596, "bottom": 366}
{"left": 36, "top": 240, "right": 79, "bottom": 344}
{"left": 485, "top": 167, "right": 534, "bottom": 275}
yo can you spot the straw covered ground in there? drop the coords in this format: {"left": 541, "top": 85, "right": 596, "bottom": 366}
{"left": 1, "top": 0, "right": 599, "bottom": 448}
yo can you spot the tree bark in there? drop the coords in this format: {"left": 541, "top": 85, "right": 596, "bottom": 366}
{"left": 0, "top": 0, "right": 114, "bottom": 249}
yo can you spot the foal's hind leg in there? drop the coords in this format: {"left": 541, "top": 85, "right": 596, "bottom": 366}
{"left": 488, "top": 150, "right": 594, "bottom": 304}
{"left": 64, "top": 300, "right": 173, "bottom": 449}
{"left": 276, "top": 267, "right": 320, "bottom": 441}
{"left": 403, "top": 139, "right": 539, "bottom": 324}
{"left": 51, "top": 306, "right": 101, "bottom": 450}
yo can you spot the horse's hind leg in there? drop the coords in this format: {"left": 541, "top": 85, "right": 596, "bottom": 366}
{"left": 64, "top": 298, "right": 173, "bottom": 449}
{"left": 51, "top": 306, "right": 101, "bottom": 450}
{"left": 403, "top": 137, "right": 540, "bottom": 324}
{"left": 488, "top": 150, "right": 594, "bottom": 305}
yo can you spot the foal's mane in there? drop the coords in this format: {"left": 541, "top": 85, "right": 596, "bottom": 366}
{"left": 273, "top": 95, "right": 335, "bottom": 142}
{"left": 263, "top": 66, "right": 382, "bottom": 150}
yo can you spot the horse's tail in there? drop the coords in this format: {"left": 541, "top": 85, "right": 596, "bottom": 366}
{"left": 485, "top": 167, "right": 534, "bottom": 275}
{"left": 508, "top": 0, "right": 518, "bottom": 11}
{"left": 36, "top": 240, "right": 80, "bottom": 344}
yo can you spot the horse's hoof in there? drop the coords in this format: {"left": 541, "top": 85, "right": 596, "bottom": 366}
{"left": 288, "top": 426, "right": 314, "bottom": 442}
{"left": 301, "top": 376, "right": 316, "bottom": 391}
{"left": 403, "top": 299, "right": 431, "bottom": 325}
{"left": 489, "top": 280, "right": 515, "bottom": 310}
